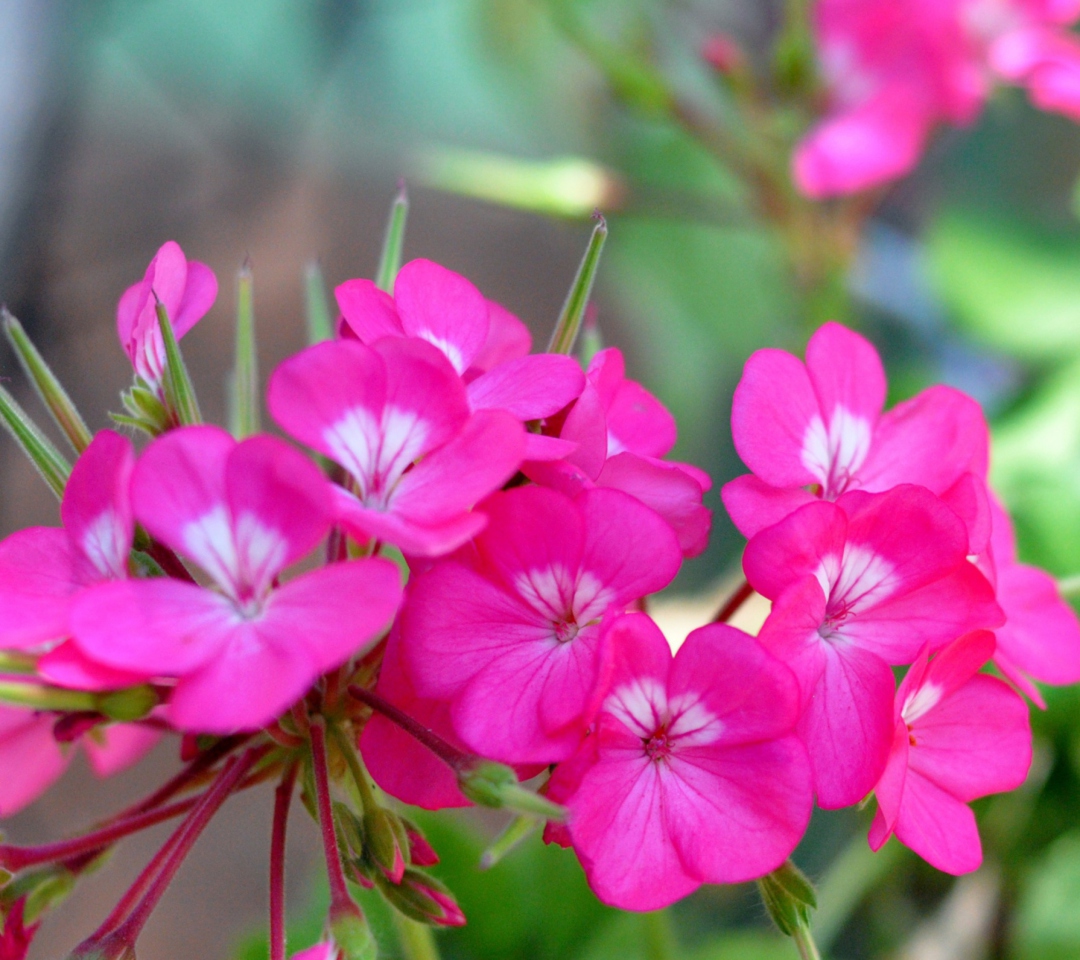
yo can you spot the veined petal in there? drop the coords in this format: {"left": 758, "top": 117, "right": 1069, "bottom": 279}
{"left": 335, "top": 278, "right": 404, "bottom": 342}
{"left": 466, "top": 354, "right": 585, "bottom": 420}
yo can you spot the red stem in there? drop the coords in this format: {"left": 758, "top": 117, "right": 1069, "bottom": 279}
{"left": 713, "top": 579, "right": 754, "bottom": 624}
{"left": 269, "top": 764, "right": 298, "bottom": 960}
{"left": 309, "top": 720, "right": 353, "bottom": 909}
{"left": 347, "top": 684, "right": 473, "bottom": 771}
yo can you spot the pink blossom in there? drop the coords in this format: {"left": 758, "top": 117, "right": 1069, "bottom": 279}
{"left": 745, "top": 484, "right": 1002, "bottom": 808}
{"left": 795, "top": 0, "right": 1080, "bottom": 197}
{"left": 723, "top": 323, "right": 988, "bottom": 540}
{"left": 869, "top": 631, "right": 1031, "bottom": 873}
{"left": 548, "top": 613, "right": 812, "bottom": 911}
{"left": 526, "top": 347, "right": 712, "bottom": 557}
{"left": 0, "top": 431, "right": 135, "bottom": 652}
{"left": 268, "top": 338, "right": 525, "bottom": 557}
{"left": 116, "top": 241, "right": 217, "bottom": 388}
{"left": 290, "top": 945, "right": 337, "bottom": 960}
{"left": 70, "top": 426, "right": 402, "bottom": 733}
{"left": 402, "top": 486, "right": 682, "bottom": 764}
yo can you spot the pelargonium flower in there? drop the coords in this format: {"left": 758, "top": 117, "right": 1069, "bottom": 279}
{"left": 268, "top": 337, "right": 525, "bottom": 557}
{"left": 869, "top": 631, "right": 1031, "bottom": 873}
{"left": 746, "top": 484, "right": 1002, "bottom": 808}
{"left": 526, "top": 347, "right": 712, "bottom": 556}
{"left": 402, "top": 485, "right": 682, "bottom": 764}
{"left": 723, "top": 323, "right": 988, "bottom": 539}
{"left": 795, "top": 0, "right": 1080, "bottom": 197}
{"left": 547, "top": 613, "right": 812, "bottom": 911}
{"left": 70, "top": 426, "right": 402, "bottom": 733}
{"left": 117, "top": 241, "right": 217, "bottom": 389}
{"left": 0, "top": 707, "right": 158, "bottom": 817}
{"left": 335, "top": 258, "right": 584, "bottom": 459}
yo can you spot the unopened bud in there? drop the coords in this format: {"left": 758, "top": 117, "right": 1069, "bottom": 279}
{"left": 459, "top": 762, "right": 567, "bottom": 821}
{"left": 399, "top": 818, "right": 439, "bottom": 867}
{"left": 757, "top": 859, "right": 817, "bottom": 938}
{"left": 374, "top": 869, "right": 465, "bottom": 927}
{"left": 362, "top": 809, "right": 406, "bottom": 884}
{"left": 328, "top": 900, "right": 376, "bottom": 960}
{"left": 96, "top": 685, "right": 158, "bottom": 722}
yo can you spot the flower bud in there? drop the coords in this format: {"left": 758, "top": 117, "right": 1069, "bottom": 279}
{"left": 459, "top": 762, "right": 566, "bottom": 821}
{"left": 328, "top": 900, "right": 377, "bottom": 960}
{"left": 96, "top": 686, "right": 158, "bottom": 722}
{"left": 373, "top": 869, "right": 465, "bottom": 927}
{"left": 399, "top": 818, "right": 439, "bottom": 867}
{"left": 361, "top": 808, "right": 406, "bottom": 884}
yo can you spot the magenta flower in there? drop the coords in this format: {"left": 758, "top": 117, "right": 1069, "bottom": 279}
{"left": 268, "top": 338, "right": 525, "bottom": 557}
{"left": 795, "top": 0, "right": 1080, "bottom": 197}
{"left": 548, "top": 613, "right": 812, "bottom": 911}
{"left": 290, "top": 945, "right": 337, "bottom": 960}
{"left": 70, "top": 426, "right": 402, "bottom": 733}
{"left": 723, "top": 323, "right": 988, "bottom": 539}
{"left": 869, "top": 631, "right": 1031, "bottom": 873}
{"left": 402, "top": 485, "right": 682, "bottom": 763}
{"left": 527, "top": 347, "right": 712, "bottom": 556}
{"left": 746, "top": 484, "right": 1002, "bottom": 808}
{"left": 116, "top": 241, "right": 217, "bottom": 389}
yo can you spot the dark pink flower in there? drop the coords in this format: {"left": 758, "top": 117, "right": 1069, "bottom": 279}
{"left": 116, "top": 241, "right": 217, "bottom": 388}
{"left": 550, "top": 613, "right": 812, "bottom": 911}
{"left": 869, "top": 631, "right": 1031, "bottom": 873}
{"left": 70, "top": 426, "right": 402, "bottom": 733}
{"left": 268, "top": 338, "right": 524, "bottom": 557}
{"left": 746, "top": 484, "right": 1002, "bottom": 808}
{"left": 402, "top": 486, "right": 682, "bottom": 764}
{"left": 723, "top": 323, "right": 988, "bottom": 539}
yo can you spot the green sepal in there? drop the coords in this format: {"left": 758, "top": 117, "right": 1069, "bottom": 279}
{"left": 96, "top": 685, "right": 158, "bottom": 722}
{"left": 329, "top": 899, "right": 377, "bottom": 960}
{"left": 304, "top": 261, "right": 334, "bottom": 344}
{"left": 156, "top": 300, "right": 202, "bottom": 426}
{"left": 757, "top": 859, "right": 817, "bottom": 937}
{"left": 229, "top": 262, "right": 259, "bottom": 438}
{"left": 0, "top": 382, "right": 71, "bottom": 499}
{"left": 375, "top": 184, "right": 409, "bottom": 293}
{"left": 2, "top": 309, "right": 93, "bottom": 453}
{"left": 547, "top": 215, "right": 607, "bottom": 355}
{"left": 459, "top": 761, "right": 567, "bottom": 822}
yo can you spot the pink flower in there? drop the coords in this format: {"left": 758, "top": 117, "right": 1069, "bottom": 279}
{"left": 723, "top": 323, "right": 988, "bottom": 540}
{"left": 290, "top": 945, "right": 337, "bottom": 960}
{"left": 795, "top": 0, "right": 1080, "bottom": 197}
{"left": 116, "top": 241, "right": 217, "bottom": 388}
{"left": 0, "top": 707, "right": 158, "bottom": 817}
{"left": 336, "top": 259, "right": 584, "bottom": 450}
{"left": 746, "top": 484, "right": 1002, "bottom": 808}
{"left": 548, "top": 613, "right": 812, "bottom": 911}
{"left": 402, "top": 486, "right": 682, "bottom": 764}
{"left": 869, "top": 631, "right": 1032, "bottom": 873}
{"left": 0, "top": 431, "right": 135, "bottom": 651}
{"left": 526, "top": 347, "right": 712, "bottom": 557}
{"left": 70, "top": 426, "right": 402, "bottom": 733}
{"left": 987, "top": 497, "right": 1080, "bottom": 704}
{"left": 268, "top": 338, "right": 525, "bottom": 557}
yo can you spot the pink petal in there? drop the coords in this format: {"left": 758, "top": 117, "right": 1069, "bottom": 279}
{"left": 333, "top": 489, "right": 488, "bottom": 557}
{"left": 335, "top": 279, "right": 404, "bottom": 342}
{"left": 83, "top": 724, "right": 161, "bottom": 778}
{"left": 721, "top": 474, "right": 817, "bottom": 540}
{"left": 601, "top": 378, "right": 677, "bottom": 460}
{"left": 597, "top": 453, "right": 711, "bottom": 557}
{"left": 996, "top": 560, "right": 1080, "bottom": 686}
{"left": 869, "top": 722, "right": 910, "bottom": 847}
{"left": 522, "top": 434, "right": 579, "bottom": 461}
{"left": 730, "top": 348, "right": 821, "bottom": 488}
{"left": 37, "top": 641, "right": 151, "bottom": 691}
{"left": 0, "top": 529, "right": 86, "bottom": 649}
{"left": 394, "top": 259, "right": 489, "bottom": 374}
{"left": 940, "top": 472, "right": 992, "bottom": 558}
{"left": 471, "top": 300, "right": 532, "bottom": 371}
{"left": 892, "top": 769, "right": 983, "bottom": 875}
{"left": 756, "top": 577, "right": 831, "bottom": 709}
{"left": 554, "top": 383, "right": 609, "bottom": 480}
{"left": 743, "top": 500, "right": 848, "bottom": 600}
{"left": 173, "top": 260, "right": 218, "bottom": 337}
{"left": 61, "top": 430, "right": 135, "bottom": 580}
{"left": 804, "top": 322, "right": 886, "bottom": 425}
{"left": 0, "top": 709, "right": 70, "bottom": 816}
{"left": 466, "top": 354, "right": 584, "bottom": 420}
{"left": 290, "top": 944, "right": 337, "bottom": 960}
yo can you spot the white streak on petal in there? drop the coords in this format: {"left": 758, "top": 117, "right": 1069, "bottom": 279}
{"left": 607, "top": 676, "right": 667, "bottom": 737}
{"left": 902, "top": 682, "right": 943, "bottom": 725}
{"left": 801, "top": 405, "right": 872, "bottom": 498}
{"left": 234, "top": 512, "right": 288, "bottom": 599}
{"left": 416, "top": 333, "right": 465, "bottom": 374}
{"left": 183, "top": 505, "right": 240, "bottom": 597}
{"left": 80, "top": 509, "right": 128, "bottom": 579}
{"left": 668, "top": 692, "right": 724, "bottom": 746}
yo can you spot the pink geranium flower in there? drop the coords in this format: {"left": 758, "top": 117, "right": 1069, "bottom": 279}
{"left": 268, "top": 338, "right": 525, "bottom": 557}
{"left": 402, "top": 486, "right": 682, "bottom": 764}
{"left": 526, "top": 347, "right": 712, "bottom": 557}
{"left": 117, "top": 241, "right": 217, "bottom": 389}
{"left": 795, "top": 0, "right": 1080, "bottom": 197}
{"left": 746, "top": 484, "right": 1002, "bottom": 808}
{"left": 70, "top": 426, "right": 402, "bottom": 733}
{"left": 548, "top": 613, "right": 812, "bottom": 911}
{"left": 723, "top": 323, "right": 988, "bottom": 539}
{"left": 869, "top": 631, "right": 1032, "bottom": 873}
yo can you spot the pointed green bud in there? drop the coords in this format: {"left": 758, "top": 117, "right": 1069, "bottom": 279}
{"left": 0, "top": 382, "right": 70, "bottom": 499}
{"left": 334, "top": 801, "right": 365, "bottom": 859}
{"left": 373, "top": 868, "right": 465, "bottom": 927}
{"left": 375, "top": 184, "right": 409, "bottom": 293}
{"left": 229, "top": 262, "right": 259, "bottom": 438}
{"left": 304, "top": 261, "right": 334, "bottom": 344}
{"left": 547, "top": 215, "right": 607, "bottom": 355}
{"left": 155, "top": 300, "right": 201, "bottom": 426}
{"left": 459, "top": 761, "right": 567, "bottom": 822}
{"left": 95, "top": 685, "right": 158, "bottom": 722}
{"left": 329, "top": 899, "right": 377, "bottom": 960}
{"left": 480, "top": 814, "right": 540, "bottom": 870}
{"left": 362, "top": 807, "right": 406, "bottom": 883}
{"left": 757, "top": 859, "right": 817, "bottom": 937}
{"left": 119, "top": 382, "right": 170, "bottom": 436}
{"left": 2, "top": 309, "right": 93, "bottom": 453}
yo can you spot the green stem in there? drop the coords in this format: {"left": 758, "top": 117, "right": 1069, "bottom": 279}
{"left": 393, "top": 913, "right": 441, "bottom": 960}
{"left": 0, "top": 681, "right": 96, "bottom": 712}
{"left": 0, "top": 651, "right": 39, "bottom": 675}
{"left": 328, "top": 721, "right": 378, "bottom": 814}
{"left": 303, "top": 262, "right": 334, "bottom": 344}
{"left": 547, "top": 215, "right": 608, "bottom": 355}
{"left": 643, "top": 909, "right": 676, "bottom": 960}
{"left": 793, "top": 923, "right": 822, "bottom": 960}
{"left": 230, "top": 261, "right": 259, "bottom": 438}
{"left": 376, "top": 184, "right": 409, "bottom": 293}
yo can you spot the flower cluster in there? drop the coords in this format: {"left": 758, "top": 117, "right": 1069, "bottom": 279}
{"left": 795, "top": 0, "right": 1080, "bottom": 197}
{"left": 0, "top": 224, "right": 1072, "bottom": 958}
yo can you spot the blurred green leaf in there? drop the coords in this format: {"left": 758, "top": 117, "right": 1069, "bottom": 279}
{"left": 1012, "top": 831, "right": 1080, "bottom": 959}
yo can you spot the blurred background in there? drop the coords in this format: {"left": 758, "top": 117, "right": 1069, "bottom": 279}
{"left": 4, "top": 1, "right": 1080, "bottom": 957}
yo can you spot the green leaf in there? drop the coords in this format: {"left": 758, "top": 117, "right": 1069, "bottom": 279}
{"left": 0, "top": 382, "right": 71, "bottom": 499}
{"left": 376, "top": 184, "right": 409, "bottom": 293}
{"left": 304, "top": 261, "right": 334, "bottom": 344}
{"left": 156, "top": 300, "right": 202, "bottom": 426}
{"left": 548, "top": 216, "right": 607, "bottom": 355}
{"left": 230, "top": 261, "right": 260, "bottom": 438}
{"left": 2, "top": 309, "right": 93, "bottom": 453}
{"left": 1012, "top": 831, "right": 1080, "bottom": 959}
